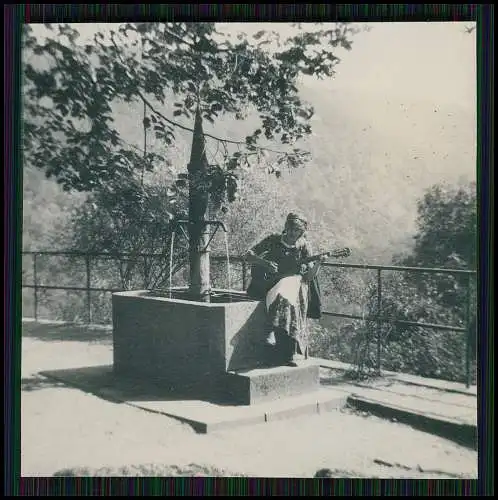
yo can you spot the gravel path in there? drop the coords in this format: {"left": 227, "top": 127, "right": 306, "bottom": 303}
{"left": 21, "top": 332, "right": 477, "bottom": 478}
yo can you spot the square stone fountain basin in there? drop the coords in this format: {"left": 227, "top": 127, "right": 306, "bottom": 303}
{"left": 112, "top": 288, "right": 321, "bottom": 405}
{"left": 112, "top": 289, "right": 269, "bottom": 385}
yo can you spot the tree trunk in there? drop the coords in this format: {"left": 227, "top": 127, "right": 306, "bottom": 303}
{"left": 187, "top": 107, "right": 211, "bottom": 302}
{"left": 188, "top": 218, "right": 210, "bottom": 301}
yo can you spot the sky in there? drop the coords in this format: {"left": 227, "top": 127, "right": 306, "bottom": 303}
{"left": 30, "top": 21, "right": 476, "bottom": 111}
{"left": 325, "top": 22, "right": 476, "bottom": 110}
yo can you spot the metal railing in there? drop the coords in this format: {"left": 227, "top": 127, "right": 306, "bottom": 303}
{"left": 21, "top": 250, "right": 476, "bottom": 387}
{"left": 22, "top": 250, "right": 244, "bottom": 324}
{"left": 319, "top": 261, "right": 476, "bottom": 387}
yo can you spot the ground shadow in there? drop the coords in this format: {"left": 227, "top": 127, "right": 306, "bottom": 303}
{"left": 39, "top": 365, "right": 238, "bottom": 406}
{"left": 39, "top": 365, "right": 249, "bottom": 433}
{"left": 22, "top": 322, "right": 112, "bottom": 344}
{"left": 21, "top": 375, "right": 67, "bottom": 392}
{"left": 37, "top": 363, "right": 350, "bottom": 405}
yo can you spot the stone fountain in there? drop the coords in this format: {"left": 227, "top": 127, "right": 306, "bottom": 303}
{"left": 111, "top": 108, "right": 321, "bottom": 409}
{"left": 112, "top": 249, "right": 321, "bottom": 406}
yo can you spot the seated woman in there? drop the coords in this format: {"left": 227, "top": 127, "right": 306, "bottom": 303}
{"left": 244, "top": 212, "right": 325, "bottom": 367}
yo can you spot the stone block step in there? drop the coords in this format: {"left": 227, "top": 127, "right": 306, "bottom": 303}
{"left": 222, "top": 360, "right": 320, "bottom": 406}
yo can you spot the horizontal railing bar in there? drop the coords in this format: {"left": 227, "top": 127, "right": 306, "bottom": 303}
{"left": 21, "top": 251, "right": 243, "bottom": 261}
{"left": 322, "top": 311, "right": 466, "bottom": 332}
{"left": 322, "top": 312, "right": 365, "bottom": 321}
{"left": 211, "top": 256, "right": 244, "bottom": 262}
{"left": 394, "top": 319, "right": 466, "bottom": 332}
{"left": 22, "top": 251, "right": 171, "bottom": 258}
{"left": 22, "top": 284, "right": 121, "bottom": 293}
{"left": 321, "top": 261, "right": 476, "bottom": 275}
{"left": 21, "top": 251, "right": 475, "bottom": 275}
{"left": 21, "top": 250, "right": 232, "bottom": 257}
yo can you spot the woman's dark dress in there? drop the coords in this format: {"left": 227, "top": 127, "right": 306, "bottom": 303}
{"left": 246, "top": 233, "right": 322, "bottom": 355}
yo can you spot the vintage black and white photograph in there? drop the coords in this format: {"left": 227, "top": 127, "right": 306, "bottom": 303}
{"left": 21, "top": 20, "right": 477, "bottom": 478}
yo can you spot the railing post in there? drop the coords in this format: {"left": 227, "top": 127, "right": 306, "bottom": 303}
{"left": 33, "top": 253, "right": 38, "bottom": 321}
{"left": 376, "top": 268, "right": 382, "bottom": 374}
{"left": 85, "top": 253, "right": 92, "bottom": 324}
{"left": 465, "top": 273, "right": 473, "bottom": 388}
{"left": 143, "top": 255, "right": 149, "bottom": 289}
{"left": 242, "top": 260, "right": 247, "bottom": 291}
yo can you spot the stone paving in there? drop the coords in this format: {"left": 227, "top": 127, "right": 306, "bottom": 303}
{"left": 20, "top": 321, "right": 478, "bottom": 478}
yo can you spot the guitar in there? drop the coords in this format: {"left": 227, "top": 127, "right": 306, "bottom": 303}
{"left": 247, "top": 247, "right": 351, "bottom": 299}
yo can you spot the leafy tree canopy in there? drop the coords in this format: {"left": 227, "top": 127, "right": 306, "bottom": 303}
{"left": 22, "top": 22, "right": 359, "bottom": 205}
{"left": 399, "top": 181, "right": 477, "bottom": 270}
{"left": 398, "top": 181, "right": 477, "bottom": 316}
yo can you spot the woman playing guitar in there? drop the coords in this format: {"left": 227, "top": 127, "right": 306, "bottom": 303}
{"left": 244, "top": 212, "right": 350, "bottom": 367}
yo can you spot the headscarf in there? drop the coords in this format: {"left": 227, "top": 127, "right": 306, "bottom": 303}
{"left": 285, "top": 212, "right": 308, "bottom": 232}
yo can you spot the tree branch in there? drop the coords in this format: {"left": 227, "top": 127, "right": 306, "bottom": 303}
{"left": 163, "top": 27, "right": 196, "bottom": 48}
{"left": 138, "top": 89, "right": 288, "bottom": 156}
{"left": 107, "top": 35, "right": 307, "bottom": 159}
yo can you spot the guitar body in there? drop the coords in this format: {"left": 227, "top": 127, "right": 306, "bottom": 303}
{"left": 246, "top": 265, "right": 282, "bottom": 300}
{"left": 246, "top": 246, "right": 351, "bottom": 300}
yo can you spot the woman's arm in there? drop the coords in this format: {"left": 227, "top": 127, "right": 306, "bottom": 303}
{"left": 244, "top": 250, "right": 278, "bottom": 273}
{"left": 243, "top": 235, "right": 279, "bottom": 273}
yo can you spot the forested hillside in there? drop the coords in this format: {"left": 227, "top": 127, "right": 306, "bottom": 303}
{"left": 23, "top": 80, "right": 476, "bottom": 263}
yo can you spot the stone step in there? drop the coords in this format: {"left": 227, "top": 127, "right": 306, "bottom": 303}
{"left": 221, "top": 360, "right": 321, "bottom": 406}
{"left": 40, "top": 364, "right": 348, "bottom": 434}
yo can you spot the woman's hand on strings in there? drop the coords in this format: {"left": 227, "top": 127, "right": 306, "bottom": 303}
{"left": 299, "top": 263, "right": 310, "bottom": 275}
{"left": 301, "top": 258, "right": 325, "bottom": 282}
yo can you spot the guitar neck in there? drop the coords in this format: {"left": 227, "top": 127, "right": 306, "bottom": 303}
{"left": 250, "top": 248, "right": 350, "bottom": 282}
{"left": 302, "top": 248, "right": 349, "bottom": 264}
{"left": 302, "top": 252, "right": 331, "bottom": 264}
